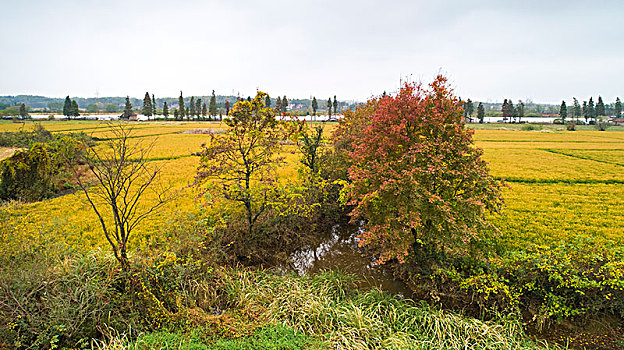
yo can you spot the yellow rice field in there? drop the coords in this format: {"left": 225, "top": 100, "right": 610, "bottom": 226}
{"left": 1, "top": 121, "right": 623, "bottom": 257}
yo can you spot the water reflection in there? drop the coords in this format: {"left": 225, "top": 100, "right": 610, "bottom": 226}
{"left": 289, "top": 223, "right": 412, "bottom": 296}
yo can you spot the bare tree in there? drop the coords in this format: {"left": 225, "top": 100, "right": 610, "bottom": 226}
{"left": 70, "top": 123, "right": 174, "bottom": 270}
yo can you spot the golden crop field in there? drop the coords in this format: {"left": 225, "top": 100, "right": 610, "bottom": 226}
{"left": 1, "top": 121, "right": 623, "bottom": 259}
{"left": 475, "top": 129, "right": 624, "bottom": 255}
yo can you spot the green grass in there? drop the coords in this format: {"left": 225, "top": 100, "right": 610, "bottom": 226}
{"left": 94, "top": 325, "right": 321, "bottom": 350}
{"left": 92, "top": 269, "right": 553, "bottom": 350}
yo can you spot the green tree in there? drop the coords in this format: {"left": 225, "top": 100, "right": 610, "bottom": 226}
{"left": 464, "top": 99, "right": 474, "bottom": 121}
{"left": 209, "top": 90, "right": 217, "bottom": 118}
{"left": 477, "top": 102, "right": 485, "bottom": 123}
{"left": 19, "top": 103, "right": 28, "bottom": 119}
{"left": 195, "top": 98, "right": 202, "bottom": 119}
{"left": 311, "top": 97, "right": 318, "bottom": 118}
{"left": 189, "top": 96, "right": 196, "bottom": 120}
{"left": 178, "top": 91, "right": 185, "bottom": 120}
{"left": 152, "top": 94, "right": 157, "bottom": 116}
{"left": 559, "top": 101, "right": 567, "bottom": 123}
{"left": 508, "top": 100, "right": 515, "bottom": 123}
{"left": 105, "top": 104, "right": 118, "bottom": 113}
{"left": 276, "top": 97, "right": 282, "bottom": 115}
{"left": 123, "top": 96, "right": 133, "bottom": 119}
{"left": 297, "top": 124, "right": 324, "bottom": 174}
{"left": 63, "top": 96, "right": 72, "bottom": 118}
{"left": 196, "top": 91, "right": 293, "bottom": 238}
{"left": 327, "top": 98, "right": 332, "bottom": 118}
{"left": 501, "top": 99, "right": 508, "bottom": 122}
{"left": 265, "top": 95, "right": 271, "bottom": 108}
{"left": 142, "top": 92, "right": 153, "bottom": 118}
{"left": 202, "top": 102, "right": 207, "bottom": 119}
{"left": 517, "top": 100, "right": 525, "bottom": 123}
{"left": 225, "top": 100, "right": 231, "bottom": 116}
{"left": 163, "top": 102, "right": 169, "bottom": 119}
{"left": 333, "top": 96, "right": 338, "bottom": 115}
{"left": 86, "top": 104, "right": 99, "bottom": 113}
{"left": 572, "top": 98, "right": 581, "bottom": 121}
{"left": 47, "top": 102, "right": 63, "bottom": 113}
{"left": 588, "top": 97, "right": 596, "bottom": 123}
{"left": 596, "top": 96, "right": 606, "bottom": 116}
{"left": 615, "top": 97, "right": 622, "bottom": 118}
{"left": 71, "top": 100, "right": 80, "bottom": 117}
{"left": 339, "top": 76, "right": 503, "bottom": 264}
{"left": 282, "top": 95, "right": 288, "bottom": 115}
{"left": 582, "top": 101, "right": 588, "bottom": 124}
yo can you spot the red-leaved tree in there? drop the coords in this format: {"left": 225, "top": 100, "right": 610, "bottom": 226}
{"left": 341, "top": 76, "right": 504, "bottom": 264}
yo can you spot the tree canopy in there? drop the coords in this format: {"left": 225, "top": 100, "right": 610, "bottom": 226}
{"left": 196, "top": 92, "right": 294, "bottom": 237}
{"left": 339, "top": 76, "right": 504, "bottom": 264}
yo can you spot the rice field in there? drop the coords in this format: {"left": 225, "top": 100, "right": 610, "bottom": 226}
{"left": 1, "top": 120, "right": 622, "bottom": 258}
{"left": 2, "top": 120, "right": 623, "bottom": 349}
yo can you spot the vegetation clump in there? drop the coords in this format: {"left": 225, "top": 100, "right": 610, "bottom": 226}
{"left": 195, "top": 92, "right": 335, "bottom": 266}
{"left": 0, "top": 124, "right": 90, "bottom": 202}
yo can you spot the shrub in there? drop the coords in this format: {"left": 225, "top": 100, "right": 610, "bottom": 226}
{"left": 565, "top": 121, "right": 576, "bottom": 131}
{"left": 0, "top": 247, "right": 217, "bottom": 349}
{"left": 0, "top": 253, "right": 126, "bottom": 349}
{"left": 594, "top": 119, "right": 611, "bottom": 131}
{"left": 396, "top": 236, "right": 624, "bottom": 329}
{"left": 0, "top": 125, "right": 91, "bottom": 202}
{"left": 199, "top": 179, "right": 337, "bottom": 266}
{"left": 0, "top": 143, "right": 56, "bottom": 201}
{"left": 521, "top": 124, "right": 541, "bottom": 131}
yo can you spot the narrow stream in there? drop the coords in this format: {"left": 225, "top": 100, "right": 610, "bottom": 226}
{"left": 289, "top": 223, "right": 412, "bottom": 296}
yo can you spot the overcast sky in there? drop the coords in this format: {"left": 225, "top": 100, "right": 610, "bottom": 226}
{"left": 1, "top": 0, "right": 623, "bottom": 103}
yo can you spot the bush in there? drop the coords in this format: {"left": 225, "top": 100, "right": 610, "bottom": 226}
{"left": 0, "top": 247, "right": 217, "bottom": 349}
{"left": 594, "top": 119, "right": 611, "bottom": 131}
{"left": 0, "top": 143, "right": 56, "bottom": 201}
{"left": 395, "top": 235, "right": 624, "bottom": 330}
{"left": 0, "top": 126, "right": 90, "bottom": 202}
{"left": 199, "top": 179, "right": 339, "bottom": 267}
{"left": 521, "top": 124, "right": 541, "bottom": 131}
{"left": 0, "top": 253, "right": 127, "bottom": 349}
{"left": 565, "top": 121, "right": 576, "bottom": 131}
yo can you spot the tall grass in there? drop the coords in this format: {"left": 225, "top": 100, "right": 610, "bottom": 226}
{"left": 96, "top": 269, "right": 558, "bottom": 350}
{"left": 220, "top": 269, "right": 556, "bottom": 350}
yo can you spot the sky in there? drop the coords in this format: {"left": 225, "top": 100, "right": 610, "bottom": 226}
{"left": 1, "top": 0, "right": 623, "bottom": 104}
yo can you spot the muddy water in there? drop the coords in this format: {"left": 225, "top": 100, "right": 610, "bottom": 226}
{"left": 289, "top": 223, "right": 413, "bottom": 296}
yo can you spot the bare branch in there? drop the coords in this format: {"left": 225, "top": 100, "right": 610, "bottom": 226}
{"left": 68, "top": 122, "right": 177, "bottom": 270}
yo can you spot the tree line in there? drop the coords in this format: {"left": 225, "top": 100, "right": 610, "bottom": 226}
{"left": 1, "top": 93, "right": 353, "bottom": 117}
{"left": 558, "top": 96, "right": 622, "bottom": 124}
{"left": 461, "top": 95, "right": 622, "bottom": 124}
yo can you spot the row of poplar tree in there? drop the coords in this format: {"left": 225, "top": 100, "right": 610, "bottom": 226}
{"left": 462, "top": 96, "right": 623, "bottom": 124}
{"left": 135, "top": 93, "right": 342, "bottom": 119}
{"left": 135, "top": 91, "right": 220, "bottom": 121}
{"left": 49, "top": 92, "right": 343, "bottom": 121}
{"left": 559, "top": 97, "right": 622, "bottom": 123}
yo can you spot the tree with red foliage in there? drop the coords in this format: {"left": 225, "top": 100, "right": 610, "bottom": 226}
{"left": 341, "top": 76, "right": 503, "bottom": 264}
